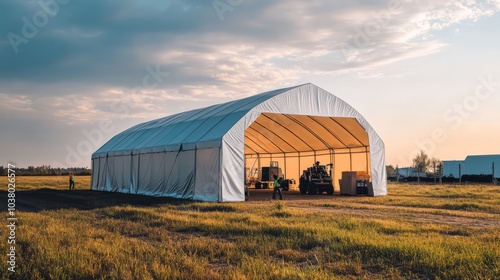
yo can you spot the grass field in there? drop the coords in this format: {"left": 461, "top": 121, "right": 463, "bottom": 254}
{"left": 2, "top": 176, "right": 499, "bottom": 279}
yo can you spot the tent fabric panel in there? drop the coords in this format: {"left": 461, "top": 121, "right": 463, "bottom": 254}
{"left": 134, "top": 123, "right": 190, "bottom": 154}
{"left": 143, "top": 123, "right": 185, "bottom": 149}
{"left": 113, "top": 130, "right": 150, "bottom": 151}
{"left": 256, "top": 115, "right": 315, "bottom": 151}
{"left": 161, "top": 152, "right": 180, "bottom": 197}
{"left": 198, "top": 111, "right": 248, "bottom": 142}
{"left": 209, "top": 86, "right": 294, "bottom": 118}
{"left": 148, "top": 153, "right": 166, "bottom": 196}
{"left": 120, "top": 155, "right": 133, "bottom": 193}
{"left": 245, "top": 126, "right": 293, "bottom": 153}
{"left": 194, "top": 148, "right": 220, "bottom": 201}
{"left": 333, "top": 153, "right": 351, "bottom": 187}
{"left": 108, "top": 150, "right": 128, "bottom": 157}
{"left": 348, "top": 146, "right": 370, "bottom": 154}
{"left": 91, "top": 158, "right": 99, "bottom": 189}
{"left": 100, "top": 155, "right": 134, "bottom": 193}
{"left": 181, "top": 115, "right": 226, "bottom": 146}
{"left": 255, "top": 114, "right": 330, "bottom": 151}
{"left": 176, "top": 150, "right": 196, "bottom": 199}
{"left": 301, "top": 116, "right": 356, "bottom": 148}
{"left": 93, "top": 132, "right": 130, "bottom": 157}
{"left": 262, "top": 114, "right": 327, "bottom": 148}
{"left": 249, "top": 115, "right": 316, "bottom": 152}
{"left": 130, "top": 154, "right": 139, "bottom": 194}
{"left": 143, "top": 107, "right": 204, "bottom": 130}
{"left": 221, "top": 128, "right": 245, "bottom": 202}
{"left": 244, "top": 131, "right": 277, "bottom": 154}
{"left": 165, "top": 143, "right": 182, "bottom": 152}
{"left": 137, "top": 153, "right": 153, "bottom": 195}
{"left": 196, "top": 139, "right": 221, "bottom": 149}
{"left": 110, "top": 130, "right": 150, "bottom": 155}
{"left": 108, "top": 156, "right": 124, "bottom": 192}
{"left": 313, "top": 117, "right": 361, "bottom": 147}
{"left": 167, "top": 119, "right": 212, "bottom": 146}
{"left": 367, "top": 133, "right": 387, "bottom": 195}
{"left": 350, "top": 152, "right": 370, "bottom": 173}
{"left": 95, "top": 156, "right": 108, "bottom": 191}
{"left": 332, "top": 118, "right": 369, "bottom": 146}
{"left": 131, "top": 126, "right": 175, "bottom": 153}
{"left": 130, "top": 126, "right": 177, "bottom": 154}
{"left": 280, "top": 115, "right": 344, "bottom": 149}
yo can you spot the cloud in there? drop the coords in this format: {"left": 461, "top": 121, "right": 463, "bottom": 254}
{"left": 1, "top": 0, "right": 499, "bottom": 122}
{"left": 0, "top": 93, "right": 34, "bottom": 112}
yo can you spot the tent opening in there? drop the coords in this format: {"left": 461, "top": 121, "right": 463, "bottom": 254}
{"left": 244, "top": 113, "right": 371, "bottom": 191}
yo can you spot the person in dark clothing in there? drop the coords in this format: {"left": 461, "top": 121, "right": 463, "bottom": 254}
{"left": 272, "top": 173, "right": 283, "bottom": 200}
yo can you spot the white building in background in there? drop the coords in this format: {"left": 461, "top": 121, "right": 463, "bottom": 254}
{"left": 443, "top": 154, "right": 500, "bottom": 178}
{"left": 443, "top": 160, "right": 465, "bottom": 178}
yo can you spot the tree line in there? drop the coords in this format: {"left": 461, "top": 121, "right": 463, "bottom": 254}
{"left": 0, "top": 165, "right": 91, "bottom": 176}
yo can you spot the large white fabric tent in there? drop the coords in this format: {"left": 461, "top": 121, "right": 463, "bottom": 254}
{"left": 91, "top": 83, "right": 387, "bottom": 201}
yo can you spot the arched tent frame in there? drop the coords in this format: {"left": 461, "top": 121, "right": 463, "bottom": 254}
{"left": 92, "top": 83, "right": 387, "bottom": 202}
{"left": 242, "top": 113, "right": 371, "bottom": 193}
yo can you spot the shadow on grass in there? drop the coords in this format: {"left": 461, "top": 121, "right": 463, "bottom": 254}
{"left": 0, "top": 188, "right": 190, "bottom": 213}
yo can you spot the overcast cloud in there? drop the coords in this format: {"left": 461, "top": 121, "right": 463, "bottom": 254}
{"left": 1, "top": 0, "right": 499, "bottom": 167}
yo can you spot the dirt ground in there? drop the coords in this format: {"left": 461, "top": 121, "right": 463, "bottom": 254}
{"left": 247, "top": 188, "right": 337, "bottom": 201}
{"left": 3, "top": 188, "right": 184, "bottom": 213}
{"left": 4, "top": 188, "right": 326, "bottom": 212}
{"left": 248, "top": 189, "right": 499, "bottom": 229}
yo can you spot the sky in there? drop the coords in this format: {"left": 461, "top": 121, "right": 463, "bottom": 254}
{"left": 1, "top": 0, "right": 499, "bottom": 168}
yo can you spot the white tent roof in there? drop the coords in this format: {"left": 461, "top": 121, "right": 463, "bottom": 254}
{"left": 92, "top": 83, "right": 387, "bottom": 200}
{"left": 93, "top": 85, "right": 297, "bottom": 157}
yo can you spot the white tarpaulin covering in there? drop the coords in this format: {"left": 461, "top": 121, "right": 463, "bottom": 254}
{"left": 91, "top": 83, "right": 387, "bottom": 201}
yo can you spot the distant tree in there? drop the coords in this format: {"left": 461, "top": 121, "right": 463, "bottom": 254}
{"left": 28, "top": 166, "right": 35, "bottom": 175}
{"left": 412, "top": 150, "right": 430, "bottom": 183}
{"left": 430, "top": 157, "right": 443, "bottom": 184}
{"left": 386, "top": 165, "right": 396, "bottom": 174}
{"left": 430, "top": 158, "right": 442, "bottom": 173}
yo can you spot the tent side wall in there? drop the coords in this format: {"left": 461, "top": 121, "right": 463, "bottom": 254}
{"left": 91, "top": 147, "right": 220, "bottom": 201}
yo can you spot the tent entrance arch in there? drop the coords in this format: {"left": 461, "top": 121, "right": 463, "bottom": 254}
{"left": 243, "top": 113, "right": 371, "bottom": 189}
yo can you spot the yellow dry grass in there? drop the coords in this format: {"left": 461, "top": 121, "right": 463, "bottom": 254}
{"left": 1, "top": 176, "right": 499, "bottom": 279}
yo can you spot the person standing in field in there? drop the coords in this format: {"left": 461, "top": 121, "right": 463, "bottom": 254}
{"left": 69, "top": 172, "right": 75, "bottom": 190}
{"left": 272, "top": 173, "right": 283, "bottom": 200}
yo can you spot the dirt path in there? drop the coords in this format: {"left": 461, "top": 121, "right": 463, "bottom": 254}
{"left": 286, "top": 205, "right": 500, "bottom": 229}
{"left": 247, "top": 189, "right": 499, "bottom": 229}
